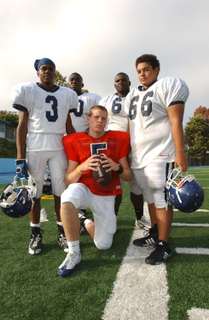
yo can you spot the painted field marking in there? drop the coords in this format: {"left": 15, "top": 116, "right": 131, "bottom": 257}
{"left": 173, "top": 209, "right": 209, "bottom": 212}
{"left": 102, "top": 203, "right": 169, "bottom": 320}
{"left": 172, "top": 223, "right": 209, "bottom": 227}
{"left": 187, "top": 308, "right": 209, "bottom": 320}
{"left": 176, "top": 247, "right": 209, "bottom": 255}
{"left": 103, "top": 201, "right": 209, "bottom": 319}
{"left": 102, "top": 228, "right": 169, "bottom": 320}
{"left": 41, "top": 195, "right": 54, "bottom": 200}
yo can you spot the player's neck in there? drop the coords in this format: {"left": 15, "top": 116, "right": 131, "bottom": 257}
{"left": 117, "top": 90, "right": 129, "bottom": 98}
{"left": 87, "top": 128, "right": 105, "bottom": 139}
{"left": 142, "top": 80, "right": 157, "bottom": 90}
{"left": 39, "top": 82, "right": 55, "bottom": 91}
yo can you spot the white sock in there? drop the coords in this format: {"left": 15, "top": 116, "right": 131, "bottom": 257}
{"left": 67, "top": 240, "right": 80, "bottom": 253}
{"left": 30, "top": 222, "right": 40, "bottom": 228}
{"left": 84, "top": 219, "right": 92, "bottom": 228}
{"left": 57, "top": 221, "right": 63, "bottom": 227}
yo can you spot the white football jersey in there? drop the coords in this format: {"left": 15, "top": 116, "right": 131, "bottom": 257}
{"left": 124, "top": 77, "right": 189, "bottom": 169}
{"left": 11, "top": 82, "right": 78, "bottom": 151}
{"left": 70, "top": 92, "right": 101, "bottom": 132}
{"left": 99, "top": 93, "right": 128, "bottom": 132}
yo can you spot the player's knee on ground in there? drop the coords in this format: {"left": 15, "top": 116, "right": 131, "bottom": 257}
{"left": 94, "top": 236, "right": 113, "bottom": 250}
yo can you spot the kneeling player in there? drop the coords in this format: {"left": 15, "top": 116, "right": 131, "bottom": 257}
{"left": 58, "top": 106, "right": 131, "bottom": 277}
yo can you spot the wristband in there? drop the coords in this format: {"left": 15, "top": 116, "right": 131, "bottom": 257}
{"left": 115, "top": 164, "right": 124, "bottom": 175}
{"left": 77, "top": 165, "right": 83, "bottom": 174}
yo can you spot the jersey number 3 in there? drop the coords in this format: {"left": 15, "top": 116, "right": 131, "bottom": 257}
{"left": 45, "top": 96, "right": 58, "bottom": 122}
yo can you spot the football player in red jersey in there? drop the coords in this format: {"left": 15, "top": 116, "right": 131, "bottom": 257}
{"left": 58, "top": 105, "right": 131, "bottom": 277}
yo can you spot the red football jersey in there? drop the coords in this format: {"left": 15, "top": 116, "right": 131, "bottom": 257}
{"left": 63, "top": 130, "right": 130, "bottom": 196}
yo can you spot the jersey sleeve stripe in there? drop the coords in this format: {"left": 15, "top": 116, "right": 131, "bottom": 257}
{"left": 168, "top": 100, "right": 185, "bottom": 107}
{"left": 12, "top": 104, "right": 28, "bottom": 112}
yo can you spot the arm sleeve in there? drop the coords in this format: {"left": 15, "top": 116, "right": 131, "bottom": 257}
{"left": 10, "top": 83, "right": 31, "bottom": 112}
{"left": 63, "top": 135, "right": 79, "bottom": 162}
{"left": 163, "top": 77, "right": 189, "bottom": 107}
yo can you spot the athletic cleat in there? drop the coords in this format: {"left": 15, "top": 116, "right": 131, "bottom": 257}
{"left": 28, "top": 227, "right": 44, "bottom": 255}
{"left": 133, "top": 224, "right": 158, "bottom": 247}
{"left": 78, "top": 210, "right": 87, "bottom": 235}
{"left": 57, "top": 225, "right": 68, "bottom": 251}
{"left": 135, "top": 215, "right": 150, "bottom": 230}
{"left": 145, "top": 240, "right": 172, "bottom": 265}
{"left": 58, "top": 251, "right": 81, "bottom": 277}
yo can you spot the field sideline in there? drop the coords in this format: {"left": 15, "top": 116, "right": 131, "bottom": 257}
{"left": 0, "top": 167, "right": 209, "bottom": 320}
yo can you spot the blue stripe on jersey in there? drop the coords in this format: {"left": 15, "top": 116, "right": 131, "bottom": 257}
{"left": 168, "top": 100, "right": 184, "bottom": 107}
{"left": 13, "top": 104, "right": 28, "bottom": 112}
{"left": 36, "top": 83, "right": 60, "bottom": 92}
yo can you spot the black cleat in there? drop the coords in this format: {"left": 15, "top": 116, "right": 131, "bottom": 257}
{"left": 133, "top": 224, "right": 158, "bottom": 247}
{"left": 57, "top": 225, "right": 68, "bottom": 251}
{"left": 29, "top": 227, "right": 44, "bottom": 255}
{"left": 145, "top": 240, "right": 172, "bottom": 265}
{"left": 78, "top": 210, "right": 87, "bottom": 235}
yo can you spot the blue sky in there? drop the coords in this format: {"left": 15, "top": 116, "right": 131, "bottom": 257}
{"left": 1, "top": 0, "right": 209, "bottom": 127}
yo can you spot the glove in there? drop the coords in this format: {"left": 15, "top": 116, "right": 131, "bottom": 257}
{"left": 15, "top": 159, "right": 29, "bottom": 179}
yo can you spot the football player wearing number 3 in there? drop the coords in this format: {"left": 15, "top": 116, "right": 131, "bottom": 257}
{"left": 125, "top": 54, "right": 189, "bottom": 265}
{"left": 11, "top": 58, "right": 78, "bottom": 255}
{"left": 57, "top": 105, "right": 131, "bottom": 277}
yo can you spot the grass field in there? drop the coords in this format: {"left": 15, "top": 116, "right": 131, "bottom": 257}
{"left": 0, "top": 167, "right": 209, "bottom": 320}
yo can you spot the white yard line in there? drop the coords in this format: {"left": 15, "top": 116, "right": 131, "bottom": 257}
{"left": 176, "top": 247, "right": 209, "bottom": 255}
{"left": 102, "top": 204, "right": 209, "bottom": 319}
{"left": 172, "top": 223, "right": 209, "bottom": 227}
{"left": 102, "top": 204, "right": 169, "bottom": 320}
{"left": 187, "top": 308, "right": 209, "bottom": 320}
{"left": 173, "top": 209, "right": 209, "bottom": 212}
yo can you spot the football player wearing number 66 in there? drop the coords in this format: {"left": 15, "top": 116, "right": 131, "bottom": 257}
{"left": 57, "top": 105, "right": 131, "bottom": 277}
{"left": 10, "top": 58, "right": 78, "bottom": 255}
{"left": 125, "top": 54, "right": 189, "bottom": 265}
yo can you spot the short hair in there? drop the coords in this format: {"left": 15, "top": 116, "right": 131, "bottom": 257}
{"left": 69, "top": 72, "right": 83, "bottom": 82}
{"left": 89, "top": 105, "right": 108, "bottom": 117}
{"left": 115, "top": 72, "right": 130, "bottom": 81}
{"left": 135, "top": 54, "right": 160, "bottom": 73}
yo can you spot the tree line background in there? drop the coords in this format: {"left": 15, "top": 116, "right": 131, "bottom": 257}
{"left": 1, "top": 71, "right": 209, "bottom": 165}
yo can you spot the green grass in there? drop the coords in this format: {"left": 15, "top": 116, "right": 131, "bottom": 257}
{"left": 168, "top": 167, "right": 209, "bottom": 320}
{"left": 0, "top": 183, "right": 135, "bottom": 320}
{"left": 0, "top": 167, "right": 209, "bottom": 320}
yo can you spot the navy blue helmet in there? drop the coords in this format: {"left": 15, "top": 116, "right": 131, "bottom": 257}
{"left": 166, "top": 168, "right": 204, "bottom": 213}
{"left": 0, "top": 175, "right": 37, "bottom": 218}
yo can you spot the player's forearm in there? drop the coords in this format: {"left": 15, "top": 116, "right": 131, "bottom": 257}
{"left": 65, "top": 167, "right": 82, "bottom": 185}
{"left": 118, "top": 167, "right": 131, "bottom": 181}
{"left": 16, "top": 126, "right": 27, "bottom": 159}
{"left": 171, "top": 121, "right": 185, "bottom": 154}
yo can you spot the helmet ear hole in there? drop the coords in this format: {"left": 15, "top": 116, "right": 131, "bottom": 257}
{"left": 166, "top": 168, "right": 204, "bottom": 213}
{"left": 0, "top": 175, "right": 37, "bottom": 218}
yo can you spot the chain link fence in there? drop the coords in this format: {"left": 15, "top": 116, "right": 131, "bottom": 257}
{"left": 188, "top": 155, "right": 209, "bottom": 166}
{"left": 5, "top": 127, "right": 16, "bottom": 141}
